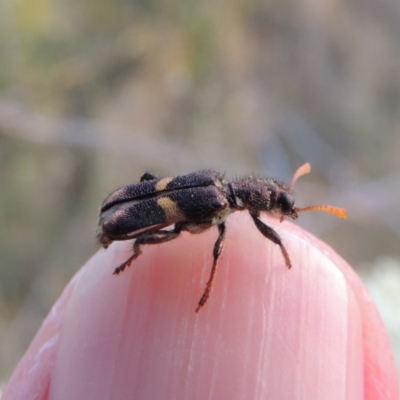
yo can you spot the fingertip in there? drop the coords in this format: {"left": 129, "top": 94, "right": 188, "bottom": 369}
{"left": 48, "top": 213, "right": 366, "bottom": 398}
{"left": 5, "top": 212, "right": 398, "bottom": 399}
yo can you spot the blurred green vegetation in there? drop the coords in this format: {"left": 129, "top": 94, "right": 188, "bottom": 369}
{"left": 1, "top": 0, "right": 400, "bottom": 384}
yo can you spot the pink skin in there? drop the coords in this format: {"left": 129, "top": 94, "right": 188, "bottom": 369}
{"left": 3, "top": 213, "right": 399, "bottom": 400}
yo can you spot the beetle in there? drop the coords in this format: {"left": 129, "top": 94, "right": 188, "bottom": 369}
{"left": 97, "top": 163, "right": 347, "bottom": 312}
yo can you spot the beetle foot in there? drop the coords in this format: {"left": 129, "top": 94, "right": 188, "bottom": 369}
{"left": 113, "top": 253, "right": 138, "bottom": 275}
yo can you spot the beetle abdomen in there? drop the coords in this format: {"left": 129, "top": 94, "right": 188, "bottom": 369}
{"left": 98, "top": 186, "right": 227, "bottom": 244}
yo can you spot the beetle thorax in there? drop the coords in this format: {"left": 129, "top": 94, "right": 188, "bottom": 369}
{"left": 230, "top": 178, "right": 278, "bottom": 213}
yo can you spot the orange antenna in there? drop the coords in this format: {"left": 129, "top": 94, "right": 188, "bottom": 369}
{"left": 295, "top": 205, "right": 347, "bottom": 219}
{"left": 290, "top": 163, "right": 311, "bottom": 192}
{"left": 279, "top": 162, "right": 347, "bottom": 222}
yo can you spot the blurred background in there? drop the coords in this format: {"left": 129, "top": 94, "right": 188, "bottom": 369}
{"left": 1, "top": 0, "right": 399, "bottom": 386}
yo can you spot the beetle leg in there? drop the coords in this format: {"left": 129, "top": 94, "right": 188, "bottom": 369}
{"left": 196, "top": 223, "right": 226, "bottom": 312}
{"left": 113, "top": 227, "right": 182, "bottom": 275}
{"left": 250, "top": 212, "right": 292, "bottom": 269}
{"left": 140, "top": 172, "right": 158, "bottom": 182}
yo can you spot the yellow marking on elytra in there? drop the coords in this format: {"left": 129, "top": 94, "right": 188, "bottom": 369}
{"left": 157, "top": 197, "right": 184, "bottom": 220}
{"left": 155, "top": 177, "right": 173, "bottom": 191}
